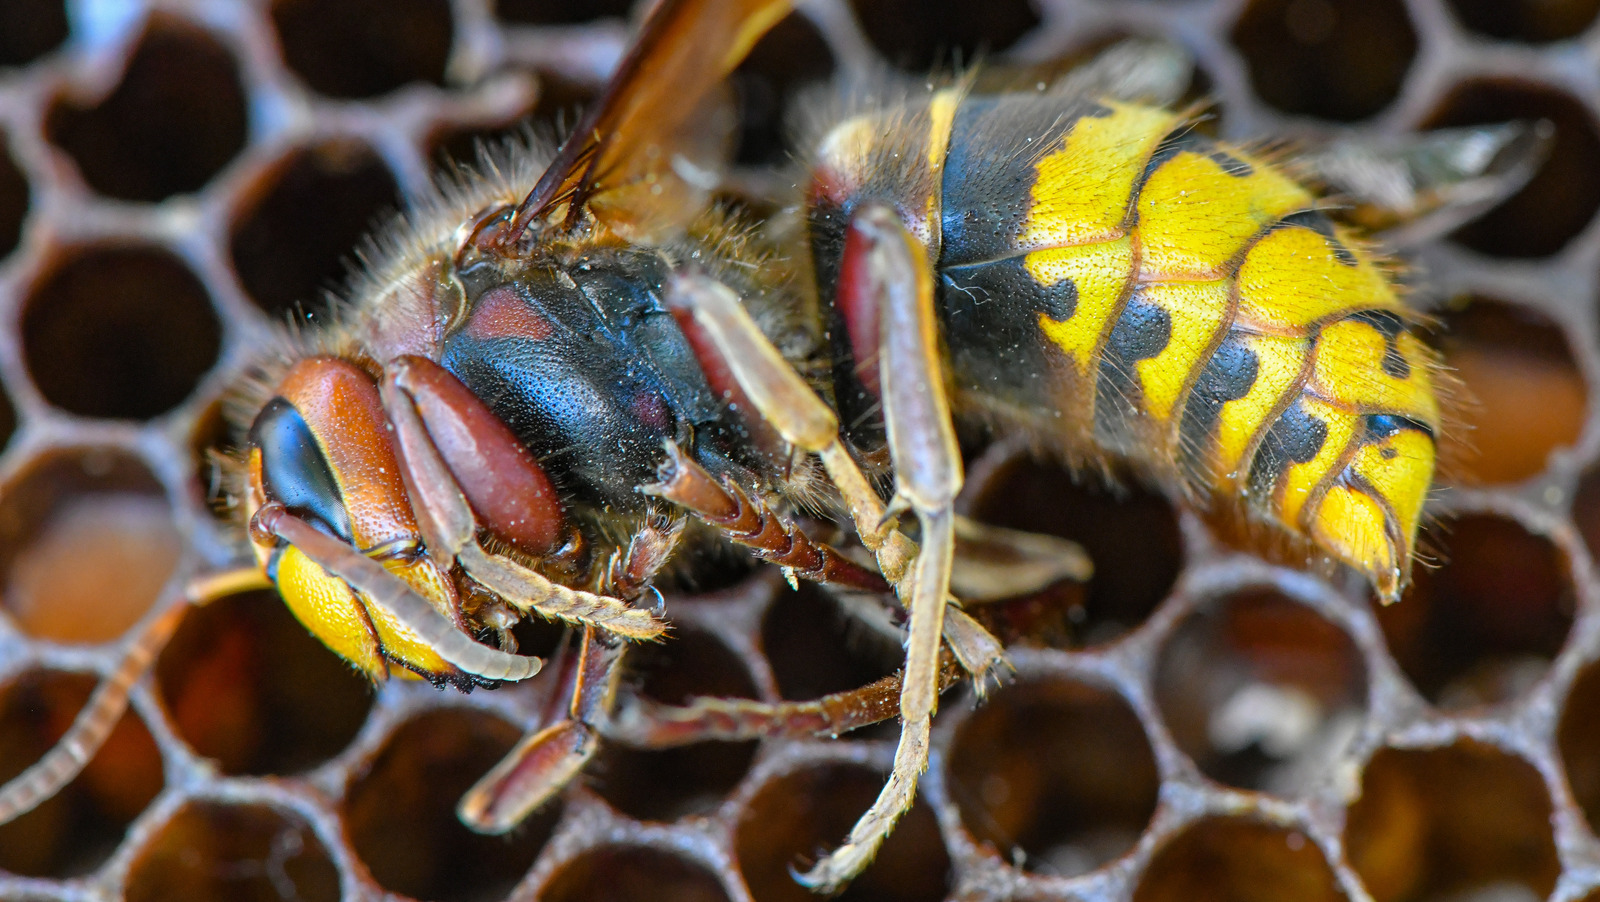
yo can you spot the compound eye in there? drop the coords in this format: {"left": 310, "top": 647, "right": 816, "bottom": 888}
{"left": 249, "top": 396, "right": 353, "bottom": 542}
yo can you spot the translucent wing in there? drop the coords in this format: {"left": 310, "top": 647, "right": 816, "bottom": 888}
{"left": 511, "top": 0, "right": 796, "bottom": 243}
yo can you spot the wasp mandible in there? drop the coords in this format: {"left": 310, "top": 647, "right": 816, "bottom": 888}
{"left": 0, "top": 0, "right": 1544, "bottom": 891}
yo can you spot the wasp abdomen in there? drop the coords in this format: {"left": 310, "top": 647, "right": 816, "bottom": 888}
{"left": 814, "top": 90, "right": 1444, "bottom": 598}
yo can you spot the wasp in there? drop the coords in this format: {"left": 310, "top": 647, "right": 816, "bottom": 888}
{"left": 0, "top": 0, "right": 1543, "bottom": 890}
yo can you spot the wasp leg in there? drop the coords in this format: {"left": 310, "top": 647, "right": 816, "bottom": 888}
{"left": 0, "top": 566, "right": 274, "bottom": 826}
{"left": 379, "top": 357, "right": 666, "bottom": 641}
{"left": 1301, "top": 121, "right": 1552, "bottom": 246}
{"left": 796, "top": 202, "right": 963, "bottom": 891}
{"left": 645, "top": 441, "right": 891, "bottom": 594}
{"left": 607, "top": 652, "right": 962, "bottom": 747}
{"left": 664, "top": 272, "right": 1005, "bottom": 684}
{"left": 950, "top": 514, "right": 1091, "bottom": 603}
{"left": 458, "top": 624, "right": 623, "bottom": 833}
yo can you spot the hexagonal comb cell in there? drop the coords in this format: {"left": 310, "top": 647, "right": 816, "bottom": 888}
{"left": 45, "top": 14, "right": 248, "bottom": 202}
{"left": 736, "top": 763, "right": 949, "bottom": 902}
{"left": 764, "top": 584, "right": 900, "bottom": 709}
{"left": 947, "top": 676, "right": 1159, "bottom": 876}
{"left": 155, "top": 590, "right": 371, "bottom": 776}
{"left": 229, "top": 141, "right": 401, "bottom": 318}
{"left": 1376, "top": 514, "right": 1573, "bottom": 708}
{"left": 1557, "top": 660, "right": 1600, "bottom": 838}
{"left": 0, "top": 132, "right": 26, "bottom": 262}
{"left": 1445, "top": 0, "right": 1600, "bottom": 43}
{"left": 1425, "top": 80, "right": 1600, "bottom": 258}
{"left": 1344, "top": 741, "right": 1559, "bottom": 901}
{"left": 593, "top": 626, "right": 762, "bottom": 821}
{"left": 962, "top": 450, "right": 1181, "bottom": 647}
{"left": 0, "top": 0, "right": 66, "bottom": 67}
{"left": 1132, "top": 818, "right": 1346, "bottom": 902}
{"left": 271, "top": 0, "right": 453, "bottom": 99}
{"left": 0, "top": 449, "right": 179, "bottom": 643}
{"left": 124, "top": 801, "right": 339, "bottom": 902}
{"left": 1155, "top": 590, "right": 1367, "bottom": 793}
{"left": 344, "top": 708, "right": 556, "bottom": 902}
{"left": 0, "top": 670, "right": 163, "bottom": 877}
{"left": 541, "top": 846, "right": 732, "bottom": 902}
{"left": 21, "top": 244, "right": 221, "bottom": 419}
{"left": 1435, "top": 299, "right": 1585, "bottom": 485}
{"left": 848, "top": 0, "right": 1041, "bottom": 71}
{"left": 1230, "top": 0, "right": 1416, "bottom": 121}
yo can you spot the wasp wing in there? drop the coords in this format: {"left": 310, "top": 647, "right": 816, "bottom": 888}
{"left": 513, "top": 0, "right": 796, "bottom": 243}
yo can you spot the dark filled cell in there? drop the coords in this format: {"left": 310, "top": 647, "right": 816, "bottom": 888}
{"left": 344, "top": 709, "right": 555, "bottom": 902}
{"left": 0, "top": 133, "right": 27, "bottom": 261}
{"left": 271, "top": 0, "right": 453, "bottom": 98}
{"left": 229, "top": 142, "right": 400, "bottom": 318}
{"left": 0, "top": 0, "right": 68, "bottom": 67}
{"left": 1446, "top": 0, "right": 1600, "bottom": 42}
{"left": 964, "top": 453, "right": 1181, "bottom": 648}
{"left": 45, "top": 15, "right": 248, "bottom": 201}
{"left": 849, "top": 0, "right": 1039, "bottom": 71}
{"left": 1376, "top": 515, "right": 1572, "bottom": 709}
{"left": 948, "top": 676, "right": 1159, "bottom": 876}
{"left": 1231, "top": 0, "right": 1417, "bottom": 120}
{"left": 22, "top": 245, "right": 221, "bottom": 419}
{"left": 592, "top": 628, "right": 761, "bottom": 821}
{"left": 542, "top": 846, "right": 731, "bottom": 902}
{"left": 738, "top": 764, "right": 950, "bottom": 902}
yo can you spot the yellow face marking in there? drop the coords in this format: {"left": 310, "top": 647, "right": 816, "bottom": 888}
{"left": 1133, "top": 280, "right": 1232, "bottom": 422}
{"left": 1312, "top": 485, "right": 1397, "bottom": 599}
{"left": 1279, "top": 398, "right": 1357, "bottom": 529}
{"left": 1309, "top": 320, "right": 1441, "bottom": 428}
{"left": 1236, "top": 225, "right": 1404, "bottom": 335}
{"left": 1137, "top": 149, "right": 1311, "bottom": 279}
{"left": 1022, "top": 102, "right": 1179, "bottom": 249}
{"left": 1217, "top": 334, "right": 1308, "bottom": 479}
{"left": 276, "top": 545, "right": 386, "bottom": 679}
{"left": 1348, "top": 428, "right": 1434, "bottom": 565}
{"left": 1033, "top": 236, "right": 1137, "bottom": 374}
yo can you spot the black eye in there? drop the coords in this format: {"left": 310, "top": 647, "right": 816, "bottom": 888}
{"left": 249, "top": 396, "right": 353, "bottom": 541}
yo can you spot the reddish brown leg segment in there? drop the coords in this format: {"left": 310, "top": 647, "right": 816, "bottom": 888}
{"left": 606, "top": 654, "right": 962, "bottom": 748}
{"left": 646, "top": 442, "right": 890, "bottom": 594}
{"left": 458, "top": 625, "right": 624, "bottom": 833}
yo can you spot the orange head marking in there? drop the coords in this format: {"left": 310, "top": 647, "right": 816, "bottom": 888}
{"left": 245, "top": 356, "right": 464, "bottom": 684}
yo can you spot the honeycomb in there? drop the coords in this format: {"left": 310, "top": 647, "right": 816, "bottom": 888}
{"left": 1, "top": 0, "right": 1599, "bottom": 899}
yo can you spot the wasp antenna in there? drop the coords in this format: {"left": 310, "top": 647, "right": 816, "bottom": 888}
{"left": 0, "top": 601, "right": 186, "bottom": 827}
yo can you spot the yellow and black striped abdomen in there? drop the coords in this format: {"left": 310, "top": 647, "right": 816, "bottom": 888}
{"left": 936, "top": 96, "right": 1442, "bottom": 600}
